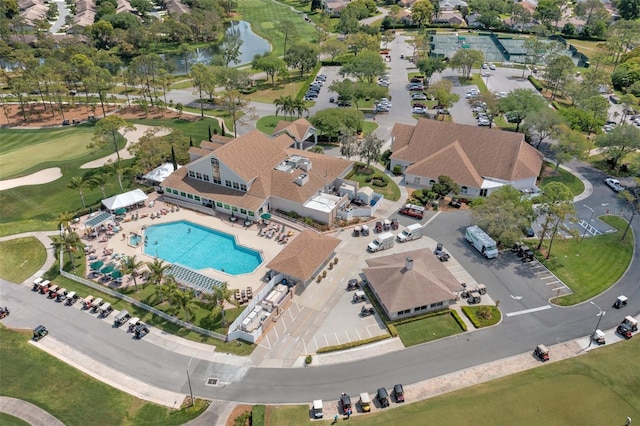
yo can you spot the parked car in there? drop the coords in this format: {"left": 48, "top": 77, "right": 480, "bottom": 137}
{"left": 412, "top": 102, "right": 426, "bottom": 109}
{"left": 605, "top": 178, "right": 625, "bottom": 192}
{"left": 337, "top": 100, "right": 352, "bottom": 107}
{"left": 412, "top": 106, "right": 426, "bottom": 114}
{"left": 477, "top": 118, "right": 491, "bottom": 126}
{"left": 436, "top": 108, "right": 450, "bottom": 115}
{"left": 412, "top": 93, "right": 427, "bottom": 100}
{"left": 394, "top": 384, "right": 405, "bottom": 402}
{"left": 496, "top": 91, "right": 508, "bottom": 98}
{"left": 329, "top": 96, "right": 335, "bottom": 103}
{"left": 472, "top": 106, "right": 485, "bottom": 113}
{"left": 316, "top": 74, "right": 327, "bottom": 81}
{"left": 489, "top": 63, "right": 496, "bottom": 70}
{"left": 482, "top": 63, "right": 488, "bottom": 69}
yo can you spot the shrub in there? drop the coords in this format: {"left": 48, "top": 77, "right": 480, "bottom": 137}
{"left": 322, "top": 270, "right": 327, "bottom": 278}
{"left": 528, "top": 75, "right": 543, "bottom": 91}
{"left": 252, "top": 405, "right": 265, "bottom": 426}
{"left": 316, "top": 334, "right": 390, "bottom": 353}
{"left": 305, "top": 355, "right": 313, "bottom": 365}
{"left": 393, "top": 164, "right": 402, "bottom": 175}
{"left": 317, "top": 275, "right": 322, "bottom": 283}
{"left": 450, "top": 310, "right": 467, "bottom": 331}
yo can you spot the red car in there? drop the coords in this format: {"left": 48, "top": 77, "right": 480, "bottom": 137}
{"left": 398, "top": 204, "right": 425, "bottom": 219}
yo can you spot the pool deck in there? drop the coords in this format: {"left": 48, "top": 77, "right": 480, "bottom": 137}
{"left": 80, "top": 193, "right": 304, "bottom": 298}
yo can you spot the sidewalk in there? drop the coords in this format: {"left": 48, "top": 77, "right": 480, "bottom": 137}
{"left": 0, "top": 397, "right": 65, "bottom": 426}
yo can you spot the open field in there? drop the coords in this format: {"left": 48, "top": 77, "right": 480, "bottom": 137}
{"left": 0, "top": 126, "right": 116, "bottom": 180}
{"left": 0, "top": 326, "right": 207, "bottom": 426}
{"left": 0, "top": 237, "right": 47, "bottom": 284}
{"left": 542, "top": 216, "right": 633, "bottom": 306}
{"left": 237, "top": 0, "right": 318, "bottom": 56}
{"left": 266, "top": 337, "right": 640, "bottom": 424}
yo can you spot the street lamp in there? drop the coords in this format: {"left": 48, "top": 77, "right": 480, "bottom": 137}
{"left": 186, "top": 357, "right": 194, "bottom": 407}
{"left": 581, "top": 205, "right": 595, "bottom": 242}
{"left": 587, "top": 301, "right": 605, "bottom": 348}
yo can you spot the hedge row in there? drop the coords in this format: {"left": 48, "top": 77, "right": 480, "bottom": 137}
{"left": 316, "top": 333, "right": 390, "bottom": 353}
{"left": 528, "top": 75, "right": 543, "bottom": 92}
{"left": 252, "top": 405, "right": 265, "bottom": 426}
{"left": 296, "top": 62, "right": 323, "bottom": 100}
{"left": 450, "top": 309, "right": 467, "bottom": 331}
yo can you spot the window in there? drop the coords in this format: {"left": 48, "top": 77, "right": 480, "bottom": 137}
{"left": 240, "top": 209, "right": 247, "bottom": 214}
{"left": 165, "top": 187, "right": 173, "bottom": 193}
{"left": 180, "top": 192, "right": 186, "bottom": 197}
{"left": 430, "top": 303, "right": 438, "bottom": 308}
{"left": 480, "top": 189, "right": 488, "bottom": 197}
{"left": 188, "top": 171, "right": 195, "bottom": 178}
{"left": 216, "top": 202, "right": 223, "bottom": 207}
{"left": 172, "top": 189, "right": 179, "bottom": 194}
{"left": 213, "top": 177, "right": 220, "bottom": 184}
{"left": 429, "top": 179, "right": 436, "bottom": 186}
{"left": 232, "top": 182, "right": 239, "bottom": 190}
{"left": 225, "top": 180, "right": 232, "bottom": 188}
{"left": 413, "top": 176, "right": 420, "bottom": 185}
{"left": 203, "top": 175, "right": 210, "bottom": 182}
{"left": 194, "top": 196, "right": 201, "bottom": 201}
{"left": 240, "top": 184, "right": 247, "bottom": 192}
{"left": 211, "top": 157, "right": 221, "bottom": 182}
{"left": 248, "top": 211, "right": 255, "bottom": 217}
{"left": 187, "top": 193, "right": 193, "bottom": 199}
{"left": 223, "top": 204, "right": 230, "bottom": 210}
{"left": 460, "top": 186, "right": 468, "bottom": 194}
{"left": 231, "top": 206, "right": 238, "bottom": 212}
{"left": 196, "top": 172, "right": 202, "bottom": 179}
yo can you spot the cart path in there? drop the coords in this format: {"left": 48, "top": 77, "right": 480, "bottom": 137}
{"left": 0, "top": 396, "right": 65, "bottom": 426}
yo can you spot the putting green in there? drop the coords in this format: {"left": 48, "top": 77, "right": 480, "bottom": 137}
{"left": 0, "top": 128, "right": 95, "bottom": 179}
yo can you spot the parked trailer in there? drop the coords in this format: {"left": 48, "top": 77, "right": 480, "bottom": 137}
{"left": 465, "top": 225, "right": 498, "bottom": 258}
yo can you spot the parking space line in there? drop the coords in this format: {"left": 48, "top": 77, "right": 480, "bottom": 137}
{"left": 273, "top": 327, "right": 279, "bottom": 342}
{"left": 344, "top": 330, "right": 351, "bottom": 342}
{"left": 302, "top": 338, "right": 307, "bottom": 354}
{"left": 539, "top": 276, "right": 556, "bottom": 280}
{"left": 324, "top": 334, "right": 329, "bottom": 346}
{"left": 313, "top": 336, "right": 318, "bottom": 352}
{"left": 551, "top": 286, "right": 568, "bottom": 292}
{"left": 288, "top": 308, "right": 295, "bottom": 321}
{"left": 334, "top": 332, "right": 340, "bottom": 344}
{"left": 545, "top": 280, "right": 561, "bottom": 286}
{"left": 355, "top": 329, "right": 362, "bottom": 340}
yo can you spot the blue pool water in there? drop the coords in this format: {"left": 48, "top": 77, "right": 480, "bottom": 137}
{"left": 129, "top": 234, "right": 142, "bottom": 247}
{"left": 144, "top": 221, "right": 262, "bottom": 275}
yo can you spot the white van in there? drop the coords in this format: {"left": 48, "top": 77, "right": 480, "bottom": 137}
{"left": 367, "top": 232, "right": 395, "bottom": 252}
{"left": 397, "top": 223, "right": 423, "bottom": 242}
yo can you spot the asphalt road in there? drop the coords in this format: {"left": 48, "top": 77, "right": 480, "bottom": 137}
{"left": 2, "top": 173, "right": 638, "bottom": 404}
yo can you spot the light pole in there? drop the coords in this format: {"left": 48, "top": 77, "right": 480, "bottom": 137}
{"left": 587, "top": 301, "right": 605, "bottom": 348}
{"left": 581, "top": 205, "right": 595, "bottom": 242}
{"left": 186, "top": 357, "right": 194, "bottom": 406}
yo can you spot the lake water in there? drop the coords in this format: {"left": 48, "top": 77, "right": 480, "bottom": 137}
{"left": 164, "top": 20, "right": 270, "bottom": 74}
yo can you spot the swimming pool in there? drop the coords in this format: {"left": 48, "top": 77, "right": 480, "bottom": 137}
{"left": 144, "top": 221, "right": 262, "bottom": 275}
{"left": 129, "top": 234, "right": 142, "bottom": 247}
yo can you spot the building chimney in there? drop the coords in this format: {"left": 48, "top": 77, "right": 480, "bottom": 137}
{"left": 405, "top": 257, "right": 413, "bottom": 271}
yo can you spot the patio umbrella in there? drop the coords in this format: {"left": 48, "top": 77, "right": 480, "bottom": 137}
{"left": 260, "top": 213, "right": 272, "bottom": 220}
{"left": 110, "top": 270, "right": 123, "bottom": 279}
{"left": 90, "top": 260, "right": 104, "bottom": 270}
{"left": 100, "top": 264, "right": 115, "bottom": 275}
{"left": 114, "top": 208, "right": 126, "bottom": 215}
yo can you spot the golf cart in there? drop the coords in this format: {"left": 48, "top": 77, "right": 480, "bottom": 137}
{"left": 534, "top": 344, "right": 549, "bottom": 362}
{"left": 340, "top": 393, "right": 352, "bottom": 415}
{"left": 127, "top": 317, "right": 141, "bottom": 332}
{"left": 521, "top": 248, "right": 535, "bottom": 262}
{"left": 134, "top": 323, "right": 150, "bottom": 339}
{"left": 361, "top": 304, "right": 375, "bottom": 316}
{"left": 361, "top": 225, "right": 370, "bottom": 236}
{"left": 352, "top": 290, "right": 366, "bottom": 303}
{"left": 98, "top": 302, "right": 113, "bottom": 318}
{"left": 347, "top": 279, "right": 361, "bottom": 291}
{"left": 32, "top": 325, "right": 48, "bottom": 341}
{"left": 65, "top": 291, "right": 78, "bottom": 306}
{"left": 353, "top": 226, "right": 361, "bottom": 237}
{"left": 622, "top": 316, "right": 638, "bottom": 332}
{"left": 46, "top": 284, "right": 59, "bottom": 298}
{"left": 312, "top": 399, "right": 323, "bottom": 419}
{"left": 592, "top": 329, "right": 606, "bottom": 345}
{"left": 113, "top": 310, "right": 130, "bottom": 327}
{"left": 467, "top": 295, "right": 481, "bottom": 304}
{"left": 55, "top": 288, "right": 67, "bottom": 302}
{"left": 617, "top": 323, "right": 633, "bottom": 339}
{"left": 613, "top": 295, "right": 628, "bottom": 309}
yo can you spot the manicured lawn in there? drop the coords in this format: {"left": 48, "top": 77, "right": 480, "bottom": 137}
{"left": 541, "top": 216, "right": 633, "bottom": 306}
{"left": 539, "top": 162, "right": 585, "bottom": 196}
{"left": 0, "top": 237, "right": 47, "bottom": 284}
{"left": 0, "top": 220, "right": 58, "bottom": 238}
{"left": 246, "top": 76, "right": 311, "bottom": 104}
{"left": 130, "top": 117, "right": 221, "bottom": 143}
{"left": 0, "top": 413, "right": 30, "bottom": 426}
{"left": 361, "top": 121, "right": 378, "bottom": 135}
{"left": 461, "top": 305, "right": 501, "bottom": 328}
{"left": 0, "top": 125, "right": 123, "bottom": 179}
{"left": 267, "top": 337, "right": 640, "bottom": 425}
{"left": 0, "top": 326, "right": 208, "bottom": 426}
{"left": 344, "top": 164, "right": 401, "bottom": 201}
{"left": 237, "top": 0, "right": 318, "bottom": 56}
{"left": 395, "top": 313, "right": 463, "bottom": 347}
{"left": 256, "top": 115, "right": 296, "bottom": 134}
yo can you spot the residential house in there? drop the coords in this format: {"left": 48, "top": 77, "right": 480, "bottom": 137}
{"left": 323, "top": 0, "right": 349, "bottom": 16}
{"left": 439, "top": 0, "right": 467, "bottom": 11}
{"left": 433, "top": 10, "right": 466, "bottom": 25}
{"left": 398, "top": 0, "right": 419, "bottom": 8}
{"left": 166, "top": 0, "right": 190, "bottom": 17}
{"left": 389, "top": 119, "right": 543, "bottom": 197}
{"left": 161, "top": 119, "right": 355, "bottom": 225}
{"left": 363, "top": 251, "right": 459, "bottom": 320}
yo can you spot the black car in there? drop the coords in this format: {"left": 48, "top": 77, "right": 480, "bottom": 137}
{"left": 394, "top": 384, "right": 405, "bottom": 402}
{"left": 337, "top": 101, "right": 352, "bottom": 107}
{"left": 376, "top": 388, "right": 389, "bottom": 407}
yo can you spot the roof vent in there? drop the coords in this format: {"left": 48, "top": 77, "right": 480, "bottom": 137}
{"left": 294, "top": 173, "right": 309, "bottom": 186}
{"left": 404, "top": 257, "right": 413, "bottom": 271}
{"left": 299, "top": 160, "right": 312, "bottom": 172}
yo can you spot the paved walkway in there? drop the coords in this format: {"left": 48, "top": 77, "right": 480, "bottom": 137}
{"left": 0, "top": 397, "right": 65, "bottom": 426}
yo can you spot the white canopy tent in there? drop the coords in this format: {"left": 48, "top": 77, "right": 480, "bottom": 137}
{"left": 142, "top": 162, "right": 179, "bottom": 186}
{"left": 101, "top": 189, "right": 148, "bottom": 211}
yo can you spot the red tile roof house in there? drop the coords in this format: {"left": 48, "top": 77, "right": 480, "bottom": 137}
{"left": 161, "top": 119, "right": 357, "bottom": 225}
{"left": 389, "top": 120, "right": 543, "bottom": 198}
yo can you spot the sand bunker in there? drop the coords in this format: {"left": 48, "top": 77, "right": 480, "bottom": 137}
{"left": 0, "top": 167, "right": 63, "bottom": 191}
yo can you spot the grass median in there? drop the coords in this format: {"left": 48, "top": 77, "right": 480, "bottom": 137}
{"left": 0, "top": 326, "right": 207, "bottom": 425}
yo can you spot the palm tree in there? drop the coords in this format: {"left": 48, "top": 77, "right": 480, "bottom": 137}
{"left": 173, "top": 288, "right": 198, "bottom": 323}
{"left": 51, "top": 229, "right": 84, "bottom": 271}
{"left": 56, "top": 211, "right": 75, "bottom": 232}
{"left": 273, "top": 95, "right": 294, "bottom": 118}
{"left": 146, "top": 258, "right": 171, "bottom": 287}
{"left": 67, "top": 176, "right": 87, "bottom": 208}
{"left": 154, "top": 279, "right": 178, "bottom": 305}
{"left": 104, "top": 160, "right": 125, "bottom": 193}
{"left": 210, "top": 282, "right": 238, "bottom": 327}
{"left": 88, "top": 173, "right": 109, "bottom": 199}
{"left": 291, "top": 98, "right": 309, "bottom": 118}
{"left": 122, "top": 255, "right": 144, "bottom": 292}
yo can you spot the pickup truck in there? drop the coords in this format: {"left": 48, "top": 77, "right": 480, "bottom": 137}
{"left": 398, "top": 204, "right": 425, "bottom": 219}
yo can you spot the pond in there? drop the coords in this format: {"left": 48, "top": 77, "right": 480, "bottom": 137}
{"left": 164, "top": 20, "right": 271, "bottom": 74}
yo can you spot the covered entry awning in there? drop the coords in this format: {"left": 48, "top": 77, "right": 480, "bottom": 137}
{"left": 101, "top": 189, "right": 148, "bottom": 211}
